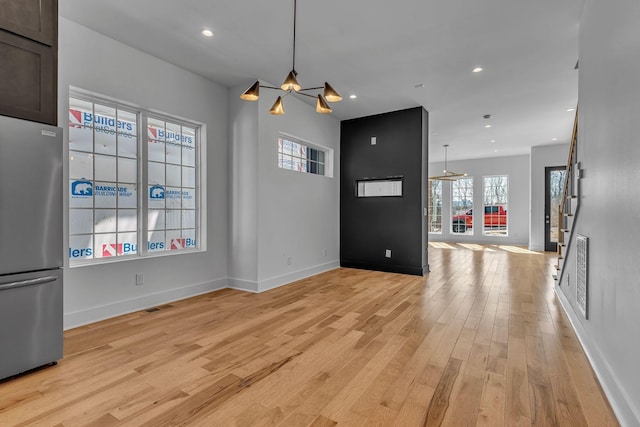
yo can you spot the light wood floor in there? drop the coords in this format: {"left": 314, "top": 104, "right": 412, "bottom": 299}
{"left": 0, "top": 243, "right": 618, "bottom": 426}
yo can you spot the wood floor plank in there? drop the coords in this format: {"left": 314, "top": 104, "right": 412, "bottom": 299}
{"left": 391, "top": 382, "right": 434, "bottom": 427}
{"left": 540, "top": 331, "right": 589, "bottom": 427}
{"left": 440, "top": 372, "right": 485, "bottom": 426}
{"left": 505, "top": 336, "right": 531, "bottom": 426}
{"left": 563, "top": 350, "right": 619, "bottom": 427}
{"left": 423, "top": 357, "right": 462, "bottom": 425}
{"left": 381, "top": 322, "right": 448, "bottom": 410}
{"left": 529, "top": 382, "right": 558, "bottom": 426}
{"left": 319, "top": 335, "right": 407, "bottom": 423}
{"left": 476, "top": 371, "right": 506, "bottom": 427}
{"left": 0, "top": 244, "right": 619, "bottom": 426}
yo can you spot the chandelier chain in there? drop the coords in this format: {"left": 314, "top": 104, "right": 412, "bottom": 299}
{"left": 292, "top": 0, "right": 297, "bottom": 74}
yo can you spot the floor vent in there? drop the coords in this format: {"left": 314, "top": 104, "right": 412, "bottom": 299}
{"left": 576, "top": 234, "right": 588, "bottom": 318}
{"left": 145, "top": 307, "right": 160, "bottom": 313}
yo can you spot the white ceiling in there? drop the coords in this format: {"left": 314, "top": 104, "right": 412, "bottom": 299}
{"left": 60, "top": 0, "right": 583, "bottom": 162}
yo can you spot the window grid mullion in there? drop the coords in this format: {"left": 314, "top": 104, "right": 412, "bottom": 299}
{"left": 114, "top": 108, "right": 119, "bottom": 248}
{"left": 139, "top": 112, "right": 146, "bottom": 256}
{"left": 91, "top": 102, "right": 97, "bottom": 255}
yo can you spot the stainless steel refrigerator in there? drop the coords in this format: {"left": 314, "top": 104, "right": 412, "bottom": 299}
{"left": 0, "top": 115, "right": 63, "bottom": 380}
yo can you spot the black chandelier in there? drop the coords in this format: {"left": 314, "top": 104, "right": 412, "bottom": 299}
{"left": 240, "top": 0, "right": 342, "bottom": 115}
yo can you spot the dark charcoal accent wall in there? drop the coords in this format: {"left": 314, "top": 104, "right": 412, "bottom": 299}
{"left": 340, "top": 107, "right": 429, "bottom": 275}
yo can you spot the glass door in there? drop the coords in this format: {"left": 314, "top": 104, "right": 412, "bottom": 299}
{"left": 545, "top": 166, "right": 566, "bottom": 252}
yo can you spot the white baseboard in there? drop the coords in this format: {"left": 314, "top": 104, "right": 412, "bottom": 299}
{"left": 228, "top": 261, "right": 340, "bottom": 294}
{"left": 554, "top": 286, "right": 640, "bottom": 427}
{"left": 64, "top": 277, "right": 228, "bottom": 330}
{"left": 227, "top": 277, "right": 259, "bottom": 293}
{"left": 257, "top": 260, "right": 340, "bottom": 292}
{"left": 64, "top": 261, "right": 340, "bottom": 331}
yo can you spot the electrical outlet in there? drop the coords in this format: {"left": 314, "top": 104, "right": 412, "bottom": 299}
{"left": 287, "top": 256, "right": 292, "bottom": 266}
{"left": 371, "top": 136, "right": 377, "bottom": 145}
{"left": 136, "top": 273, "right": 143, "bottom": 286}
{"left": 323, "top": 248, "right": 328, "bottom": 257}
{"left": 385, "top": 249, "right": 392, "bottom": 258}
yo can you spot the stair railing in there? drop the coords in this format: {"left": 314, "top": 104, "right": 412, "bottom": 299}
{"left": 556, "top": 108, "right": 578, "bottom": 271}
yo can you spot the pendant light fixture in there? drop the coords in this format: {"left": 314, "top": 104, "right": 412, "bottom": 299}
{"left": 240, "top": 0, "right": 341, "bottom": 115}
{"left": 269, "top": 96, "right": 285, "bottom": 115}
{"left": 429, "top": 144, "right": 468, "bottom": 181}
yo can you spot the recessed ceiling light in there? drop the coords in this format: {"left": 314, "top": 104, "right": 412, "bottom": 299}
{"left": 485, "top": 124, "right": 492, "bottom": 128}
{"left": 349, "top": 94, "right": 357, "bottom": 99}
{"left": 490, "top": 139, "right": 496, "bottom": 143}
{"left": 552, "top": 138, "right": 558, "bottom": 141}
{"left": 472, "top": 67, "right": 483, "bottom": 73}
{"left": 566, "top": 108, "right": 575, "bottom": 112}
{"left": 201, "top": 29, "right": 214, "bottom": 37}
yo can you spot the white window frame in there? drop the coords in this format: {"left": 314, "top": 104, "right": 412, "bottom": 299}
{"left": 68, "top": 90, "right": 204, "bottom": 266}
{"left": 428, "top": 180, "right": 443, "bottom": 234}
{"left": 277, "top": 132, "right": 334, "bottom": 178}
{"left": 451, "top": 177, "right": 474, "bottom": 235}
{"left": 482, "top": 175, "right": 509, "bottom": 236}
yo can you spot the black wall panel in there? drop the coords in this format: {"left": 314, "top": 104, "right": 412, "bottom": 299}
{"left": 340, "top": 107, "right": 429, "bottom": 275}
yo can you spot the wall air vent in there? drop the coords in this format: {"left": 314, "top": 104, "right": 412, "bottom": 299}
{"left": 576, "top": 234, "right": 588, "bottom": 318}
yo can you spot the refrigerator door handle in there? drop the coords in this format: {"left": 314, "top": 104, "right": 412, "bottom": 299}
{"left": 0, "top": 276, "right": 57, "bottom": 291}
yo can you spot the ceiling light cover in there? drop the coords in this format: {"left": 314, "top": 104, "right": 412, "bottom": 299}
{"left": 281, "top": 71, "right": 301, "bottom": 92}
{"left": 270, "top": 96, "right": 285, "bottom": 115}
{"left": 202, "top": 29, "right": 214, "bottom": 37}
{"left": 473, "top": 67, "right": 483, "bottom": 73}
{"left": 316, "top": 95, "right": 332, "bottom": 113}
{"left": 240, "top": 81, "right": 260, "bottom": 101}
{"left": 323, "top": 82, "right": 342, "bottom": 102}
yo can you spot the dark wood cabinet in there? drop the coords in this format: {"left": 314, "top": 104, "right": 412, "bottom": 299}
{"left": 0, "top": 0, "right": 57, "bottom": 125}
{"left": 0, "top": 0, "right": 57, "bottom": 46}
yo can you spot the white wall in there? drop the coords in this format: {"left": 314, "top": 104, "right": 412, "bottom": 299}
{"left": 529, "top": 143, "right": 570, "bottom": 251}
{"left": 556, "top": 1, "right": 640, "bottom": 425}
{"left": 59, "top": 18, "right": 229, "bottom": 328}
{"left": 428, "top": 154, "right": 530, "bottom": 245}
{"left": 228, "top": 83, "right": 341, "bottom": 292}
{"left": 257, "top": 92, "right": 341, "bottom": 290}
{"left": 228, "top": 85, "right": 259, "bottom": 289}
